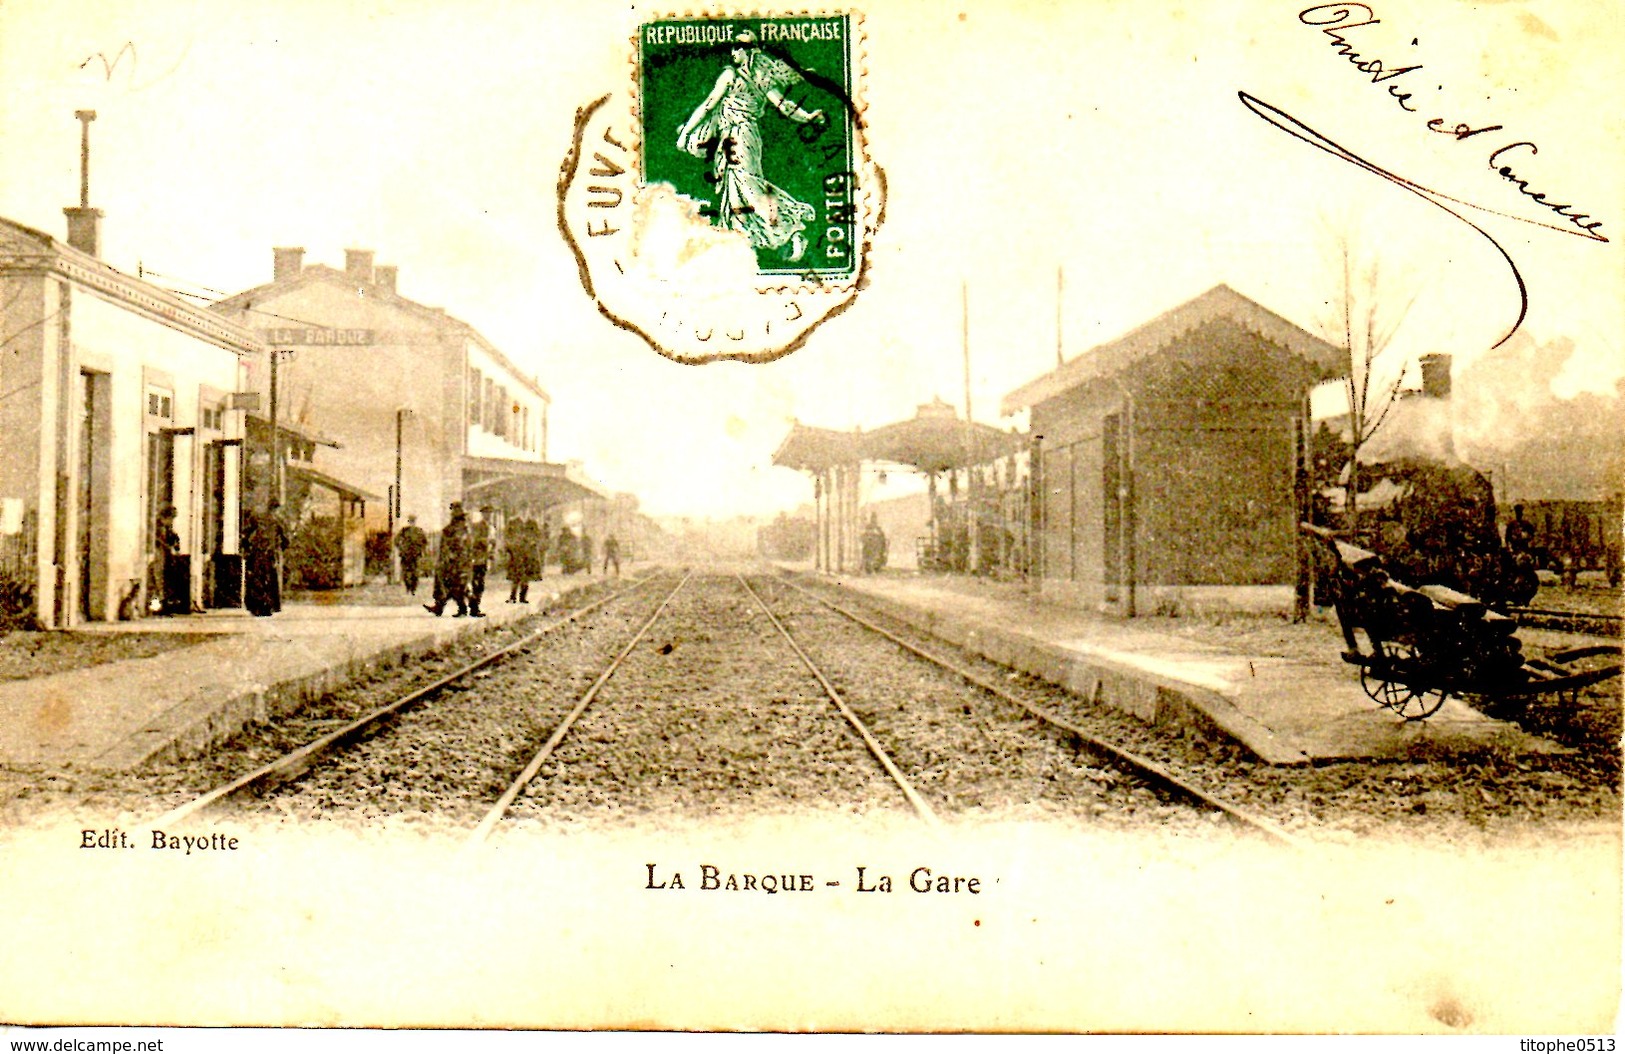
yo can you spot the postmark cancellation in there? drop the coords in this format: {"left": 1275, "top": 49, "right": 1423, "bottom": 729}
{"left": 559, "top": 12, "right": 881, "bottom": 364}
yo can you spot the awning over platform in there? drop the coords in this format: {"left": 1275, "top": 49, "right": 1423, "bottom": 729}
{"left": 288, "top": 464, "right": 380, "bottom": 503}
{"left": 862, "top": 400, "right": 1021, "bottom": 473}
{"left": 773, "top": 400, "right": 1023, "bottom": 475}
{"left": 462, "top": 456, "right": 606, "bottom": 510}
{"left": 772, "top": 424, "right": 863, "bottom": 472}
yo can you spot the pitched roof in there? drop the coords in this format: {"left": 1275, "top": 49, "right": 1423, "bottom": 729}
{"left": 0, "top": 217, "right": 261, "bottom": 356}
{"left": 1001, "top": 284, "right": 1346, "bottom": 415}
{"left": 211, "top": 263, "right": 549, "bottom": 402}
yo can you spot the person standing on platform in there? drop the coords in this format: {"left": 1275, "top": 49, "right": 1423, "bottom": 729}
{"left": 557, "top": 524, "right": 579, "bottom": 574}
{"left": 861, "top": 513, "right": 888, "bottom": 574}
{"left": 579, "top": 529, "right": 594, "bottom": 575}
{"left": 507, "top": 518, "right": 538, "bottom": 604}
{"left": 602, "top": 534, "right": 622, "bottom": 577}
{"left": 244, "top": 501, "right": 289, "bottom": 617}
{"left": 468, "top": 505, "right": 494, "bottom": 617}
{"left": 395, "top": 514, "right": 429, "bottom": 596}
{"left": 152, "top": 503, "right": 183, "bottom": 615}
{"left": 425, "top": 502, "right": 471, "bottom": 617}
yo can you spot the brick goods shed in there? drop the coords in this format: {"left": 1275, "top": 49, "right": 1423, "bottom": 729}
{"left": 1002, "top": 285, "right": 1346, "bottom": 614}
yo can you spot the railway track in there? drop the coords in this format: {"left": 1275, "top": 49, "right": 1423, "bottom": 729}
{"left": 468, "top": 571, "right": 693, "bottom": 842}
{"left": 763, "top": 571, "right": 1304, "bottom": 849}
{"left": 144, "top": 568, "right": 1304, "bottom": 845}
{"left": 145, "top": 572, "right": 669, "bottom": 829}
{"left": 1507, "top": 606, "right": 1623, "bottom": 638}
{"left": 487, "top": 572, "right": 938, "bottom": 838}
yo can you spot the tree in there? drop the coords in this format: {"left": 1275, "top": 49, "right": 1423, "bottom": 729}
{"left": 1317, "top": 229, "right": 1418, "bottom": 539}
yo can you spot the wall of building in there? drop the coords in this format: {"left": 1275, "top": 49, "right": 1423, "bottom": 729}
{"left": 0, "top": 274, "right": 49, "bottom": 521}
{"left": 70, "top": 286, "right": 244, "bottom": 622}
{"left": 465, "top": 340, "right": 547, "bottom": 464}
{"left": 1030, "top": 318, "right": 1315, "bottom": 609}
{"left": 230, "top": 282, "right": 455, "bottom": 528}
{"left": 1033, "top": 380, "right": 1117, "bottom": 608}
{"left": 224, "top": 280, "right": 550, "bottom": 538}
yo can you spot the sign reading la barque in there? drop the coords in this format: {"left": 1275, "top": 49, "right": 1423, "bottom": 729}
{"left": 258, "top": 328, "right": 445, "bottom": 346}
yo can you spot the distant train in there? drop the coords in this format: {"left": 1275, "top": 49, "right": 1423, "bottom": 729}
{"left": 757, "top": 514, "right": 816, "bottom": 562}
{"left": 1501, "top": 497, "right": 1623, "bottom": 588}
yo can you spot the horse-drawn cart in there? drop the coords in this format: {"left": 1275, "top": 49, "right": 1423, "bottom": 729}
{"left": 1302, "top": 523, "right": 1622, "bottom": 721}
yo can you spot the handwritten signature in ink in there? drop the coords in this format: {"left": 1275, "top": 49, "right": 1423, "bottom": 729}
{"left": 1297, "top": 4, "right": 1607, "bottom": 245}
{"left": 1239, "top": 92, "right": 1547, "bottom": 345}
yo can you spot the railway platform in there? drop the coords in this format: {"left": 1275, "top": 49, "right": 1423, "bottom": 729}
{"left": 0, "top": 572, "right": 636, "bottom": 772}
{"left": 809, "top": 571, "right": 1562, "bottom": 765}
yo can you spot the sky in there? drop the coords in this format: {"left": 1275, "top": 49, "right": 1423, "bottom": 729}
{"left": 1, "top": 0, "right": 1620, "bottom": 518}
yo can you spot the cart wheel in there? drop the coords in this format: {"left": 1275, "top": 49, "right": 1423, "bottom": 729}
{"left": 1360, "top": 644, "right": 1449, "bottom": 721}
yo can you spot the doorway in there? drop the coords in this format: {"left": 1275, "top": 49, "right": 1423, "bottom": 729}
{"left": 76, "top": 370, "right": 111, "bottom": 621}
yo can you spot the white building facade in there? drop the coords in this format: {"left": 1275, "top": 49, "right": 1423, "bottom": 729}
{"left": 0, "top": 218, "right": 258, "bottom": 627}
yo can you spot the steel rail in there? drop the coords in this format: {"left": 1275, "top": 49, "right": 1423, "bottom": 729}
{"left": 145, "top": 572, "right": 668, "bottom": 829}
{"left": 1507, "top": 606, "right": 1623, "bottom": 636}
{"left": 736, "top": 574, "right": 942, "bottom": 828}
{"left": 466, "top": 571, "right": 694, "bottom": 845}
{"left": 767, "top": 572, "right": 1304, "bottom": 849}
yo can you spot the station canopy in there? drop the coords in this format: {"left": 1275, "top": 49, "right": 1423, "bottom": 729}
{"left": 773, "top": 399, "right": 1024, "bottom": 474}
{"left": 288, "top": 464, "right": 380, "bottom": 503}
{"left": 462, "top": 456, "right": 606, "bottom": 510}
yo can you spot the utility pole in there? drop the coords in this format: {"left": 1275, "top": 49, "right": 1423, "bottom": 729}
{"left": 395, "top": 408, "right": 407, "bottom": 520}
{"left": 963, "top": 281, "right": 980, "bottom": 575}
{"left": 1056, "top": 265, "right": 1064, "bottom": 367}
{"left": 268, "top": 348, "right": 282, "bottom": 508}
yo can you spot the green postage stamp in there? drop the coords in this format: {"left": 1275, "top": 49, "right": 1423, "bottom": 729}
{"left": 557, "top": 11, "right": 876, "bottom": 363}
{"left": 638, "top": 15, "right": 859, "bottom": 280}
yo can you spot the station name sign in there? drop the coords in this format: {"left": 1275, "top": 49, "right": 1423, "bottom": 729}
{"left": 258, "top": 327, "right": 444, "bottom": 346}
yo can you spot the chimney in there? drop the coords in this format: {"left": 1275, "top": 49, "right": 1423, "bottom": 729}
{"left": 62, "top": 110, "right": 102, "bottom": 257}
{"left": 344, "top": 249, "right": 375, "bottom": 283}
{"left": 1419, "top": 353, "right": 1453, "bottom": 399}
{"left": 374, "top": 264, "right": 397, "bottom": 294}
{"left": 273, "top": 246, "right": 305, "bottom": 283}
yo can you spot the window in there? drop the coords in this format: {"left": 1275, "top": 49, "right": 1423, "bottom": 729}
{"left": 200, "top": 405, "right": 223, "bottom": 431}
{"left": 483, "top": 378, "right": 496, "bottom": 431}
{"left": 468, "top": 368, "right": 483, "bottom": 428}
{"left": 521, "top": 406, "right": 530, "bottom": 451}
{"left": 146, "top": 388, "right": 173, "bottom": 420}
{"left": 495, "top": 385, "right": 508, "bottom": 439}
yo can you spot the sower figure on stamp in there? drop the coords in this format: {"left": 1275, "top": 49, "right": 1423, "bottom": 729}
{"left": 676, "top": 30, "right": 824, "bottom": 263}
{"left": 395, "top": 514, "right": 428, "bottom": 596}
{"left": 425, "top": 501, "right": 471, "bottom": 617}
{"left": 602, "top": 534, "right": 621, "bottom": 577}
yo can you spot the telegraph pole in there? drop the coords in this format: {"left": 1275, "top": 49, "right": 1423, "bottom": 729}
{"left": 963, "top": 281, "right": 980, "bottom": 574}
{"left": 268, "top": 348, "right": 282, "bottom": 507}
{"left": 1056, "top": 265, "right": 1064, "bottom": 366}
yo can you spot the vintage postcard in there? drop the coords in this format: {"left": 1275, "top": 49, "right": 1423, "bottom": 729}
{"left": 0, "top": 0, "right": 1620, "bottom": 1036}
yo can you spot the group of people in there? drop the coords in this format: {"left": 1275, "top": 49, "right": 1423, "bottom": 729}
{"left": 395, "top": 502, "right": 623, "bottom": 618}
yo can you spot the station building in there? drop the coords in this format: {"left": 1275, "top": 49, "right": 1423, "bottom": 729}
{"left": 211, "top": 248, "right": 600, "bottom": 542}
{"left": 1002, "top": 284, "right": 1345, "bottom": 614}
{"left": 0, "top": 214, "right": 260, "bottom": 628}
